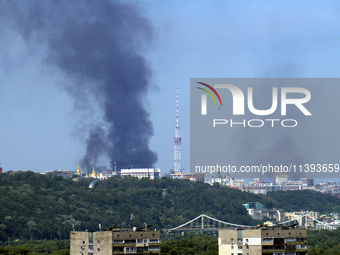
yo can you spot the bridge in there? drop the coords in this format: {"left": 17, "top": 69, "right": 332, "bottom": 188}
{"left": 164, "top": 213, "right": 337, "bottom": 234}
{"left": 89, "top": 179, "right": 106, "bottom": 190}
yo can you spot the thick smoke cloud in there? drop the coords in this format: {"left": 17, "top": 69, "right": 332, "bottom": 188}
{"left": 1, "top": 0, "right": 158, "bottom": 171}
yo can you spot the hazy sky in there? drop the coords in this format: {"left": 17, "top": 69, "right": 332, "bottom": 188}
{"left": 1, "top": 1, "right": 340, "bottom": 176}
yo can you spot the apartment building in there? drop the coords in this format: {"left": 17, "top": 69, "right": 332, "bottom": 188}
{"left": 70, "top": 228, "right": 160, "bottom": 255}
{"left": 219, "top": 227, "right": 307, "bottom": 255}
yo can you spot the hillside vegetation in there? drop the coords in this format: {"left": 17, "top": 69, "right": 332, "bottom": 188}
{"left": 1, "top": 171, "right": 340, "bottom": 244}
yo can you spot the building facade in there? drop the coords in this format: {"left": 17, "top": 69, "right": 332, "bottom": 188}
{"left": 120, "top": 168, "right": 161, "bottom": 179}
{"left": 219, "top": 227, "right": 307, "bottom": 255}
{"left": 283, "top": 211, "right": 320, "bottom": 227}
{"left": 70, "top": 228, "right": 160, "bottom": 255}
{"left": 243, "top": 202, "right": 268, "bottom": 220}
{"left": 193, "top": 173, "right": 204, "bottom": 182}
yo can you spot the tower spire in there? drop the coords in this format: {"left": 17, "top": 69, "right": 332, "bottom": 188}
{"left": 176, "top": 88, "right": 179, "bottom": 127}
{"left": 174, "top": 88, "right": 182, "bottom": 173}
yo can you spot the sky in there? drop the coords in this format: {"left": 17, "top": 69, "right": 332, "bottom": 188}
{"left": 1, "top": 1, "right": 340, "bottom": 180}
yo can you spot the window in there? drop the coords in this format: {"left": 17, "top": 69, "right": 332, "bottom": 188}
{"left": 125, "top": 247, "right": 137, "bottom": 252}
{"left": 125, "top": 239, "right": 136, "bottom": 244}
{"left": 246, "top": 246, "right": 249, "bottom": 250}
{"left": 231, "top": 238, "right": 234, "bottom": 243}
{"left": 97, "top": 248, "right": 100, "bottom": 252}
{"left": 263, "top": 238, "right": 273, "bottom": 242}
{"left": 238, "top": 246, "right": 242, "bottom": 250}
{"left": 89, "top": 241, "right": 93, "bottom": 245}
{"left": 296, "top": 245, "right": 306, "bottom": 249}
{"left": 238, "top": 238, "right": 242, "bottom": 243}
{"left": 231, "top": 245, "right": 234, "bottom": 250}
{"left": 97, "top": 241, "right": 100, "bottom": 245}
{"left": 82, "top": 241, "right": 85, "bottom": 244}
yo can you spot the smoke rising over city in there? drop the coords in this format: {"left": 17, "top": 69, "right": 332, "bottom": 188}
{"left": 1, "top": 0, "right": 158, "bottom": 172}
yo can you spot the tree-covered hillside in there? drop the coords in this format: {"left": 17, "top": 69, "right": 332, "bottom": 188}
{"left": 1, "top": 171, "right": 340, "bottom": 244}
{"left": 266, "top": 190, "right": 340, "bottom": 213}
{"left": 0, "top": 171, "right": 258, "bottom": 243}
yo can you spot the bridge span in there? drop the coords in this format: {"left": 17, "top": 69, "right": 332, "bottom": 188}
{"left": 163, "top": 213, "right": 336, "bottom": 234}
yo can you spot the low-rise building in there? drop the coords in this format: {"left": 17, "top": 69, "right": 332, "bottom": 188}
{"left": 120, "top": 168, "right": 161, "bottom": 179}
{"left": 193, "top": 173, "right": 205, "bottom": 182}
{"left": 244, "top": 177, "right": 317, "bottom": 195}
{"left": 208, "top": 174, "right": 244, "bottom": 190}
{"left": 243, "top": 202, "right": 268, "bottom": 220}
{"left": 44, "top": 169, "right": 73, "bottom": 179}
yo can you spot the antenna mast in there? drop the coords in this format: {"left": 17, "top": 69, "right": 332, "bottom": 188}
{"left": 174, "top": 88, "right": 182, "bottom": 173}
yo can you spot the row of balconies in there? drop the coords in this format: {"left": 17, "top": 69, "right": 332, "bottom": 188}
{"left": 113, "top": 239, "right": 160, "bottom": 243}
{"left": 262, "top": 244, "right": 307, "bottom": 253}
{"left": 113, "top": 239, "right": 160, "bottom": 246}
{"left": 112, "top": 246, "right": 160, "bottom": 254}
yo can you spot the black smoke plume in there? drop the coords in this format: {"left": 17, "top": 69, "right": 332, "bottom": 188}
{"left": 1, "top": 0, "right": 158, "bottom": 172}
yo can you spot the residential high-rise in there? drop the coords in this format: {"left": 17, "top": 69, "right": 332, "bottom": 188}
{"left": 70, "top": 227, "right": 160, "bottom": 254}
{"left": 219, "top": 226, "right": 307, "bottom": 255}
{"left": 174, "top": 88, "right": 182, "bottom": 173}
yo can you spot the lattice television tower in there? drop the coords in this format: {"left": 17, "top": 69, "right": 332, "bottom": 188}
{"left": 174, "top": 88, "right": 182, "bottom": 173}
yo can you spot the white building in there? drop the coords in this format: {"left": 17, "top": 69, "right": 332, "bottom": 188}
{"left": 120, "top": 168, "right": 161, "bottom": 179}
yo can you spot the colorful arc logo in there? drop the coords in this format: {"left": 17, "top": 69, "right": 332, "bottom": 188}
{"left": 196, "top": 82, "right": 223, "bottom": 108}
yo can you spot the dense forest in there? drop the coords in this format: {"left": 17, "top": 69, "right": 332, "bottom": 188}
{"left": 1, "top": 171, "right": 340, "bottom": 245}
{"left": 0, "top": 240, "right": 69, "bottom": 255}
{"left": 266, "top": 190, "right": 340, "bottom": 213}
{"left": 0, "top": 171, "right": 259, "bottom": 242}
{"left": 307, "top": 228, "right": 340, "bottom": 254}
{"left": 161, "top": 233, "right": 218, "bottom": 255}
